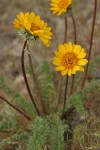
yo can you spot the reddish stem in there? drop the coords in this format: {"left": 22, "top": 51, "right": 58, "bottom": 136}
{"left": 70, "top": 14, "right": 77, "bottom": 95}
{"left": 62, "top": 75, "right": 69, "bottom": 117}
{"left": 58, "top": 16, "right": 67, "bottom": 104}
{"left": 26, "top": 44, "right": 46, "bottom": 114}
{"left": 0, "top": 96, "right": 31, "bottom": 121}
{"left": 71, "top": 15, "right": 77, "bottom": 44}
{"left": 64, "top": 16, "right": 68, "bottom": 43}
{"left": 21, "top": 41, "right": 40, "bottom": 116}
{"left": 81, "top": 0, "right": 97, "bottom": 89}
{"left": 58, "top": 75, "right": 63, "bottom": 104}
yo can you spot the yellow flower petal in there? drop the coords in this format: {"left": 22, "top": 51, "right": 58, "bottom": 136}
{"left": 77, "top": 48, "right": 86, "bottom": 58}
{"left": 13, "top": 12, "right": 52, "bottom": 47}
{"left": 54, "top": 51, "right": 63, "bottom": 58}
{"left": 55, "top": 66, "right": 65, "bottom": 71}
{"left": 64, "top": 43, "right": 68, "bottom": 50}
{"left": 50, "top": 0, "right": 73, "bottom": 16}
{"left": 67, "top": 42, "right": 73, "bottom": 53}
{"left": 68, "top": 69, "right": 72, "bottom": 76}
{"left": 52, "top": 42, "right": 88, "bottom": 76}
{"left": 77, "top": 52, "right": 86, "bottom": 59}
{"left": 79, "top": 66, "right": 84, "bottom": 72}
{"left": 58, "top": 44, "right": 66, "bottom": 53}
{"left": 61, "top": 69, "right": 68, "bottom": 76}
{"left": 78, "top": 59, "right": 88, "bottom": 66}
{"left": 73, "top": 44, "right": 81, "bottom": 55}
{"left": 72, "top": 67, "right": 77, "bottom": 74}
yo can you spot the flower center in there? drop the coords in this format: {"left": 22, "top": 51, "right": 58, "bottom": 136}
{"left": 58, "top": 0, "right": 69, "bottom": 9}
{"left": 30, "top": 23, "right": 40, "bottom": 32}
{"left": 61, "top": 53, "right": 78, "bottom": 69}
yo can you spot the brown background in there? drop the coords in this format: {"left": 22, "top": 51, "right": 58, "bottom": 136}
{"left": 0, "top": 0, "right": 100, "bottom": 80}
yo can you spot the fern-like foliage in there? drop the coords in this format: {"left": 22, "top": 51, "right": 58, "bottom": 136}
{"left": 0, "top": 76, "right": 35, "bottom": 118}
{"left": 27, "top": 117, "right": 50, "bottom": 150}
{"left": 13, "top": 93, "right": 35, "bottom": 118}
{"left": 0, "top": 131, "right": 28, "bottom": 148}
{"left": 27, "top": 116, "right": 69, "bottom": 150}
{"left": 88, "top": 56, "right": 100, "bottom": 74}
{"left": 0, "top": 118, "right": 18, "bottom": 132}
{"left": 84, "top": 79, "right": 100, "bottom": 94}
{"left": 0, "top": 104, "right": 19, "bottom": 132}
{"left": 50, "top": 116, "right": 68, "bottom": 150}
{"left": 66, "top": 91, "right": 86, "bottom": 115}
{"left": 36, "top": 61, "right": 57, "bottom": 114}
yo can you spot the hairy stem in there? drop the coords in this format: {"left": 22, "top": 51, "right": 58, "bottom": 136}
{"left": 0, "top": 96, "right": 31, "bottom": 121}
{"left": 21, "top": 41, "right": 40, "bottom": 116}
{"left": 70, "top": 14, "right": 77, "bottom": 95}
{"left": 81, "top": 0, "right": 97, "bottom": 89}
{"left": 58, "top": 16, "right": 67, "bottom": 104}
{"left": 26, "top": 44, "right": 46, "bottom": 114}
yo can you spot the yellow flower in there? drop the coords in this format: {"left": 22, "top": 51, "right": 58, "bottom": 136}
{"left": 53, "top": 42, "right": 88, "bottom": 76}
{"left": 50, "top": 0, "right": 72, "bottom": 16}
{"left": 13, "top": 12, "right": 52, "bottom": 47}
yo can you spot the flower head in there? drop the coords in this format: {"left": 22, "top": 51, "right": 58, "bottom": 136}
{"left": 53, "top": 42, "right": 88, "bottom": 76}
{"left": 13, "top": 12, "right": 52, "bottom": 47}
{"left": 50, "top": 0, "right": 72, "bottom": 16}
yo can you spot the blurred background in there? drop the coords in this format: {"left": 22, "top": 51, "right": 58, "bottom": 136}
{"left": 0, "top": 1, "right": 100, "bottom": 149}
{"left": 0, "top": 0, "right": 100, "bottom": 80}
